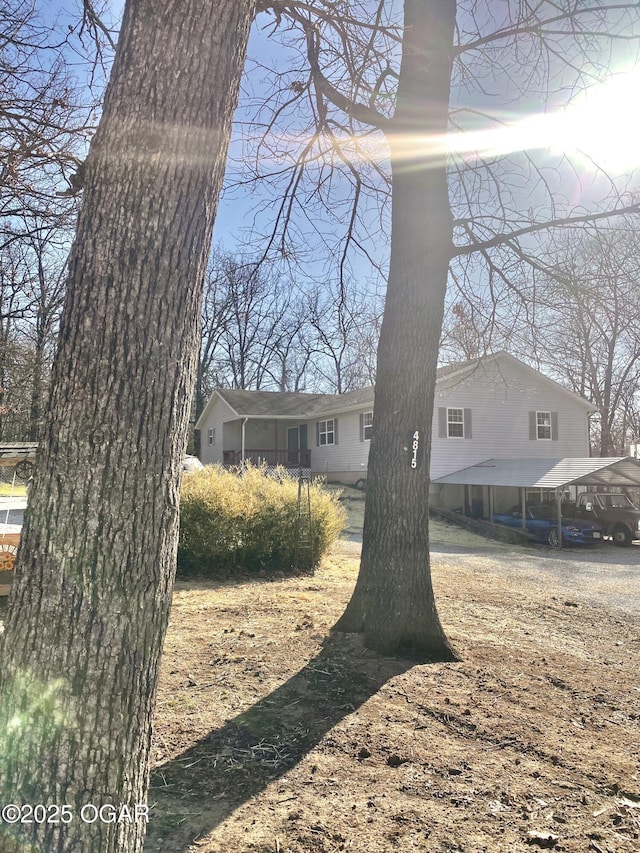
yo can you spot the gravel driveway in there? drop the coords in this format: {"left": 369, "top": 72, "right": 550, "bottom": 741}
{"left": 335, "top": 518, "right": 640, "bottom": 619}
{"left": 432, "top": 539, "right": 640, "bottom": 618}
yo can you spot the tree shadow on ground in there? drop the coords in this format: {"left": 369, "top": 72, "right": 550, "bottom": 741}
{"left": 145, "top": 633, "right": 416, "bottom": 852}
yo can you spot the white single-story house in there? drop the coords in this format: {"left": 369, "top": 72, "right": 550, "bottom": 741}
{"left": 195, "top": 351, "right": 597, "bottom": 516}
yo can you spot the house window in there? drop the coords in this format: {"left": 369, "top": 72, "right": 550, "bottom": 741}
{"left": 536, "top": 412, "right": 551, "bottom": 440}
{"left": 319, "top": 419, "right": 335, "bottom": 446}
{"left": 208, "top": 428, "right": 215, "bottom": 446}
{"left": 447, "top": 408, "right": 464, "bottom": 438}
{"left": 363, "top": 411, "right": 373, "bottom": 441}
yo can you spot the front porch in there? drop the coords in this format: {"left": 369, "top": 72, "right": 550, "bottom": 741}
{"left": 221, "top": 418, "right": 311, "bottom": 471}
{"left": 223, "top": 448, "right": 311, "bottom": 469}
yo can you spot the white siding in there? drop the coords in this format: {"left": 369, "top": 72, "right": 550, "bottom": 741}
{"left": 223, "top": 420, "right": 241, "bottom": 454}
{"left": 430, "top": 359, "right": 590, "bottom": 479}
{"left": 198, "top": 395, "right": 237, "bottom": 465}
{"left": 198, "top": 356, "right": 592, "bottom": 481}
{"left": 244, "top": 419, "right": 275, "bottom": 449}
{"left": 310, "top": 409, "right": 370, "bottom": 478}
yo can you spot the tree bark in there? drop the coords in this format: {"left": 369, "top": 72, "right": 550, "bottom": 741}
{"left": 334, "top": 0, "right": 458, "bottom": 661}
{"left": 0, "top": 1, "right": 255, "bottom": 851}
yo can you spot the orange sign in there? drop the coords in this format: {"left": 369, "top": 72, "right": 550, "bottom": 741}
{"left": 0, "top": 533, "right": 20, "bottom": 572}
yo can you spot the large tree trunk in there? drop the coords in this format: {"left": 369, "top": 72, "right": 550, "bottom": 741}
{"left": 0, "top": 2, "right": 254, "bottom": 851}
{"left": 334, "top": 0, "right": 457, "bottom": 661}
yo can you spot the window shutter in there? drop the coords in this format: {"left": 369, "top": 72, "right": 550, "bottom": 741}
{"left": 334, "top": 418, "right": 339, "bottom": 445}
{"left": 551, "top": 411, "right": 558, "bottom": 441}
{"left": 463, "top": 408, "right": 472, "bottom": 440}
{"left": 359, "top": 413, "right": 364, "bottom": 442}
{"left": 438, "top": 407, "right": 447, "bottom": 438}
{"left": 529, "top": 411, "right": 536, "bottom": 440}
{"left": 316, "top": 422, "right": 320, "bottom": 447}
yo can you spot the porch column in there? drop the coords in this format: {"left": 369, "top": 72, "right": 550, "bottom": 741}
{"left": 556, "top": 488, "right": 563, "bottom": 549}
{"left": 241, "top": 418, "right": 248, "bottom": 464}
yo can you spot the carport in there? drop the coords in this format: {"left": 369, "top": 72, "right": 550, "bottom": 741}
{"left": 433, "top": 457, "right": 640, "bottom": 548}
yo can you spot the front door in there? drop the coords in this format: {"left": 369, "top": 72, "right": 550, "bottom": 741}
{"left": 287, "top": 426, "right": 308, "bottom": 467}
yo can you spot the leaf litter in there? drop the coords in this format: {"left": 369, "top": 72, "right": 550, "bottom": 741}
{"left": 146, "top": 523, "right": 640, "bottom": 853}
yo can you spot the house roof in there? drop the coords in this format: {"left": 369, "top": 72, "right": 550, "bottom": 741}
{"left": 433, "top": 457, "right": 640, "bottom": 489}
{"left": 213, "top": 389, "right": 334, "bottom": 418}
{"left": 195, "top": 386, "right": 376, "bottom": 428}
{"left": 435, "top": 351, "right": 595, "bottom": 412}
{"left": 195, "top": 351, "right": 594, "bottom": 429}
{"left": 206, "top": 386, "right": 374, "bottom": 419}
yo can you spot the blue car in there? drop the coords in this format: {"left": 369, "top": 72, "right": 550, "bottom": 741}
{"left": 492, "top": 505, "right": 603, "bottom": 547}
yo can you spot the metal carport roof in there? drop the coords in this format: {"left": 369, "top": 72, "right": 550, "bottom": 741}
{"left": 433, "top": 457, "right": 640, "bottom": 489}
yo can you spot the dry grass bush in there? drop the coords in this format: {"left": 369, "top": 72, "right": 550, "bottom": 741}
{"left": 178, "top": 464, "right": 346, "bottom": 575}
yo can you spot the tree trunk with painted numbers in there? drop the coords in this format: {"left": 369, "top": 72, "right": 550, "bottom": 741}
{"left": 0, "top": 1, "right": 254, "bottom": 851}
{"left": 334, "top": 0, "right": 457, "bottom": 661}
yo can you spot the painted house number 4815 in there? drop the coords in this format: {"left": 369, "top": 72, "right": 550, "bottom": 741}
{"left": 411, "top": 430, "right": 420, "bottom": 469}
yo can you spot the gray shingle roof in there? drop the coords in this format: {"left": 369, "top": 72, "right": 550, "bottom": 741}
{"left": 216, "top": 387, "right": 375, "bottom": 418}
{"left": 214, "top": 358, "right": 485, "bottom": 419}
{"left": 435, "top": 357, "right": 483, "bottom": 379}
{"left": 199, "top": 351, "right": 592, "bottom": 425}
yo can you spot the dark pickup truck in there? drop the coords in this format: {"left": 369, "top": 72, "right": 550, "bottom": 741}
{"left": 570, "top": 493, "right": 640, "bottom": 547}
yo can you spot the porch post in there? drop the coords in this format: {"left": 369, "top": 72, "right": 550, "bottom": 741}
{"left": 556, "top": 488, "right": 563, "bottom": 549}
{"left": 241, "top": 417, "right": 248, "bottom": 464}
{"left": 520, "top": 487, "right": 526, "bottom": 529}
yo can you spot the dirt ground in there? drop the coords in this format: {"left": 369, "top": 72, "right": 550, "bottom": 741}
{"left": 145, "top": 521, "right": 640, "bottom": 853}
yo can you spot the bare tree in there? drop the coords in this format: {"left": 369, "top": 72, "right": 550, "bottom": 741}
{"left": 0, "top": 242, "right": 34, "bottom": 440}
{"left": 305, "top": 279, "right": 383, "bottom": 392}
{"left": 525, "top": 225, "right": 640, "bottom": 456}
{"left": 0, "top": 0, "right": 114, "bottom": 440}
{"left": 220, "top": 257, "right": 293, "bottom": 389}
{"left": 269, "top": 301, "right": 317, "bottom": 391}
{"left": 238, "top": 0, "right": 640, "bottom": 656}
{"left": 196, "top": 250, "right": 384, "bottom": 411}
{"left": 3, "top": 2, "right": 640, "bottom": 838}
{"left": 333, "top": 0, "right": 458, "bottom": 658}
{"left": 0, "top": 4, "right": 255, "bottom": 853}
{"left": 440, "top": 300, "right": 483, "bottom": 362}
{"left": 23, "top": 228, "right": 68, "bottom": 440}
{"left": 0, "top": 0, "right": 103, "bottom": 249}
{"left": 196, "top": 256, "right": 234, "bottom": 420}
{"left": 197, "top": 251, "right": 304, "bottom": 392}
{"left": 0, "top": 223, "right": 69, "bottom": 439}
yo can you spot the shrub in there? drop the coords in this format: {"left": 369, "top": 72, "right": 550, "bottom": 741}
{"left": 177, "top": 464, "right": 346, "bottom": 576}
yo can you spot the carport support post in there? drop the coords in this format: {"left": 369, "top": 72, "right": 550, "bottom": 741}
{"left": 520, "top": 488, "right": 526, "bottom": 530}
{"left": 489, "top": 485, "right": 493, "bottom": 521}
{"left": 556, "top": 488, "right": 563, "bottom": 549}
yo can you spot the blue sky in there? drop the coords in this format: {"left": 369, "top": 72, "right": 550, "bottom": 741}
{"left": 36, "top": 1, "right": 640, "bottom": 301}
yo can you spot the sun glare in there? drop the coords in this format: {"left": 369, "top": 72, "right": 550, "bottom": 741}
{"left": 442, "top": 66, "right": 640, "bottom": 174}
{"left": 264, "top": 68, "right": 640, "bottom": 177}
{"left": 560, "top": 67, "right": 640, "bottom": 171}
